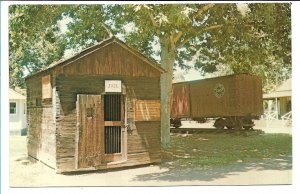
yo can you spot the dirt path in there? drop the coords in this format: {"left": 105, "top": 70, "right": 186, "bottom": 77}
{"left": 10, "top": 136, "right": 291, "bottom": 187}
{"left": 10, "top": 161, "right": 292, "bottom": 187}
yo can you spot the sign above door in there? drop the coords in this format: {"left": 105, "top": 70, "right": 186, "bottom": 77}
{"left": 105, "top": 80, "right": 122, "bottom": 93}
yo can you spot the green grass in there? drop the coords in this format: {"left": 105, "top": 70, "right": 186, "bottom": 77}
{"left": 163, "top": 133, "right": 292, "bottom": 169}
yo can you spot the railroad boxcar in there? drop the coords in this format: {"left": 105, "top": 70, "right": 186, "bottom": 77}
{"left": 170, "top": 74, "right": 263, "bottom": 130}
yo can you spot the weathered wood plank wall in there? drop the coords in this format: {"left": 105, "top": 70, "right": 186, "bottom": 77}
{"left": 26, "top": 74, "right": 56, "bottom": 168}
{"left": 135, "top": 100, "right": 161, "bottom": 121}
{"left": 54, "top": 43, "right": 161, "bottom": 78}
{"left": 26, "top": 40, "right": 163, "bottom": 172}
{"left": 55, "top": 75, "right": 161, "bottom": 172}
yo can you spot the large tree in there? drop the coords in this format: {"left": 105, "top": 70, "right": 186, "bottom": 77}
{"left": 9, "top": 5, "right": 69, "bottom": 88}
{"left": 9, "top": 4, "right": 110, "bottom": 88}
{"left": 9, "top": 3, "right": 291, "bottom": 147}
{"left": 109, "top": 3, "right": 291, "bottom": 146}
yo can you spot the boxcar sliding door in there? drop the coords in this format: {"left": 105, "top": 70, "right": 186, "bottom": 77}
{"left": 76, "top": 94, "right": 105, "bottom": 168}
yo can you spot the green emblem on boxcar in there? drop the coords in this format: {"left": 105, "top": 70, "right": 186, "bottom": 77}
{"left": 214, "top": 83, "right": 225, "bottom": 98}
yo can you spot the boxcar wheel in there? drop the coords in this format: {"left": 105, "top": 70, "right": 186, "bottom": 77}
{"left": 233, "top": 119, "right": 243, "bottom": 130}
{"left": 170, "top": 118, "right": 182, "bottom": 128}
{"left": 242, "top": 117, "right": 254, "bottom": 130}
{"left": 174, "top": 124, "right": 181, "bottom": 129}
{"left": 214, "top": 118, "right": 225, "bottom": 130}
{"left": 243, "top": 126, "right": 253, "bottom": 130}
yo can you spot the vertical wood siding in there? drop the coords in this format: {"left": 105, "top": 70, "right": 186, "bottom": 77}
{"left": 77, "top": 95, "right": 104, "bottom": 168}
{"left": 235, "top": 74, "right": 263, "bottom": 116}
{"left": 26, "top": 39, "right": 162, "bottom": 172}
{"left": 135, "top": 100, "right": 161, "bottom": 121}
{"left": 54, "top": 43, "right": 161, "bottom": 78}
{"left": 55, "top": 75, "right": 161, "bottom": 172}
{"left": 189, "top": 75, "right": 237, "bottom": 117}
{"left": 26, "top": 74, "right": 56, "bottom": 168}
{"left": 170, "top": 83, "right": 191, "bottom": 118}
{"left": 171, "top": 74, "right": 263, "bottom": 118}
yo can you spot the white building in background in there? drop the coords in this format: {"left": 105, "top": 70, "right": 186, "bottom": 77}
{"left": 9, "top": 89, "right": 27, "bottom": 135}
{"left": 254, "top": 78, "right": 292, "bottom": 133}
{"left": 263, "top": 78, "right": 292, "bottom": 120}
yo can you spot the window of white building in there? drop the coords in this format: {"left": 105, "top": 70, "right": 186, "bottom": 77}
{"left": 10, "top": 102, "right": 17, "bottom": 114}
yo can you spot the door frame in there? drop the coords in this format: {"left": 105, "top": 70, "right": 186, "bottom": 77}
{"left": 103, "top": 93, "right": 127, "bottom": 164}
{"left": 75, "top": 93, "right": 128, "bottom": 169}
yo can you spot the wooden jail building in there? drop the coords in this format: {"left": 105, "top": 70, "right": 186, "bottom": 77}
{"left": 25, "top": 37, "right": 164, "bottom": 173}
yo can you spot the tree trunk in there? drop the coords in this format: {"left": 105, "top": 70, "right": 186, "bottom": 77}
{"left": 160, "top": 38, "right": 176, "bottom": 148}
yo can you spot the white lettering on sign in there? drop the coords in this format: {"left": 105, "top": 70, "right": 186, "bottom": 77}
{"left": 105, "top": 80, "right": 122, "bottom": 93}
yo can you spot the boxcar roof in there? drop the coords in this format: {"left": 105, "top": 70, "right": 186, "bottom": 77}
{"left": 172, "top": 73, "right": 257, "bottom": 85}
{"left": 25, "top": 37, "right": 165, "bottom": 79}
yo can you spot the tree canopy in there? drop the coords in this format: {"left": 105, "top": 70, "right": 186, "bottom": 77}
{"left": 9, "top": 3, "right": 291, "bottom": 90}
{"left": 109, "top": 4, "right": 291, "bottom": 89}
{"left": 9, "top": 3, "right": 291, "bottom": 146}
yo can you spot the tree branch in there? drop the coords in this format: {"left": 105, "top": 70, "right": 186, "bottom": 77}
{"left": 246, "top": 32, "right": 267, "bottom": 39}
{"left": 193, "top": 4, "right": 215, "bottom": 19}
{"left": 177, "top": 24, "right": 223, "bottom": 48}
{"left": 148, "top": 12, "right": 159, "bottom": 27}
{"left": 170, "top": 32, "right": 175, "bottom": 50}
{"left": 177, "top": 35, "right": 194, "bottom": 49}
{"left": 170, "top": 31, "right": 183, "bottom": 50}
{"left": 101, "top": 23, "right": 113, "bottom": 37}
{"left": 24, "top": 64, "right": 33, "bottom": 74}
{"left": 173, "top": 31, "right": 183, "bottom": 44}
{"left": 202, "top": 24, "right": 223, "bottom": 31}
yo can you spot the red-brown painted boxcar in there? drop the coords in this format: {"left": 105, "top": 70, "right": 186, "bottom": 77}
{"left": 170, "top": 74, "right": 263, "bottom": 130}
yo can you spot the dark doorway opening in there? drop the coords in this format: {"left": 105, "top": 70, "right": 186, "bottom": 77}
{"left": 104, "top": 94, "right": 122, "bottom": 154}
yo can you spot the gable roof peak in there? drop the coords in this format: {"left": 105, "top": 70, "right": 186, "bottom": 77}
{"left": 25, "top": 36, "right": 165, "bottom": 80}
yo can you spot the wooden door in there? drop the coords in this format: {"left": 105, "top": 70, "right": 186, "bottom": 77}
{"left": 76, "top": 94, "right": 104, "bottom": 168}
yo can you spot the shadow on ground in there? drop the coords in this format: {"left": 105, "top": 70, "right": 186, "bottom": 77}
{"left": 131, "top": 156, "right": 292, "bottom": 182}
